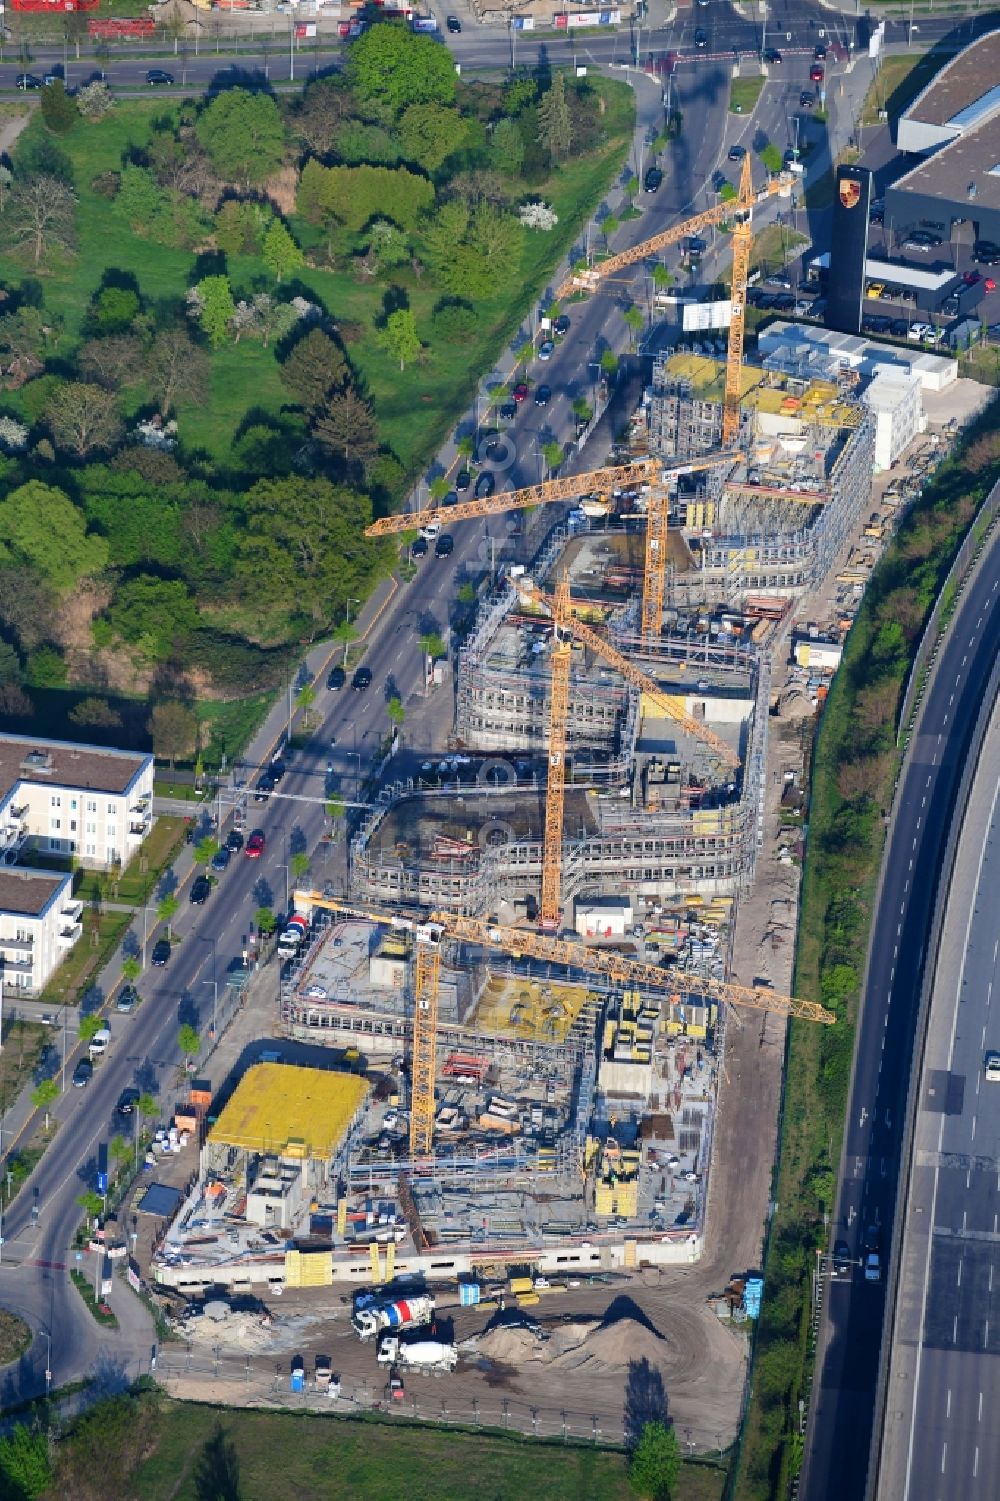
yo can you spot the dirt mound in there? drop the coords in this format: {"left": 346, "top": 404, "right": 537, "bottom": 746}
{"left": 545, "top": 1320, "right": 598, "bottom": 1356}
{"left": 476, "top": 1325, "right": 545, "bottom": 1364}
{"left": 551, "top": 1315, "right": 669, "bottom": 1372}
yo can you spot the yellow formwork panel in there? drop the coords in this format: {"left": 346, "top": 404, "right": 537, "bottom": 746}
{"left": 470, "top": 974, "right": 599, "bottom": 1045}
{"left": 208, "top": 1063, "right": 370, "bottom": 1162}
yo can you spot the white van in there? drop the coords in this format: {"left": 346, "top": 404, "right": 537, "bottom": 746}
{"left": 88, "top": 1024, "right": 111, "bottom": 1058}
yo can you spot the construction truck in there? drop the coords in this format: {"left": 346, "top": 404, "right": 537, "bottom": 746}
{"left": 352, "top": 1294, "right": 435, "bottom": 1341}
{"left": 277, "top": 913, "right": 309, "bottom": 959}
{"left": 377, "top": 1337, "right": 457, "bottom": 1374}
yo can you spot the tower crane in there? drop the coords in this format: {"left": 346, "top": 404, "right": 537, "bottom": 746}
{"left": 294, "top": 890, "right": 837, "bottom": 1157}
{"left": 517, "top": 574, "right": 740, "bottom": 770}
{"left": 553, "top": 156, "right": 791, "bottom": 448}
{"left": 366, "top": 450, "right": 739, "bottom": 642}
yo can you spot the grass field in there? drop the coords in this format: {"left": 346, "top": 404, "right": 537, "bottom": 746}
{"left": 2, "top": 84, "right": 635, "bottom": 480}
{"left": 0, "top": 1020, "right": 46, "bottom": 1118}
{"left": 39, "top": 909, "right": 131, "bottom": 1006}
{"left": 124, "top": 1403, "right": 728, "bottom": 1501}
{"left": 859, "top": 50, "right": 946, "bottom": 128}
{"left": 730, "top": 77, "right": 765, "bottom": 116}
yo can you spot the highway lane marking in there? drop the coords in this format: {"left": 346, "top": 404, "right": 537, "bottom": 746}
{"left": 985, "top": 1321, "right": 990, "bottom": 1348}
{"left": 974, "top": 1446, "right": 979, "bottom": 1479}
{"left": 927, "top": 774, "right": 933, "bottom": 788}
{"left": 954, "top": 1316, "right": 959, "bottom": 1343}
{"left": 942, "top": 1440, "right": 948, "bottom": 1472}
{"left": 903, "top": 771, "right": 1000, "bottom": 1499}
{"left": 979, "top": 1389, "right": 984, "bottom": 1421}
{"left": 958, "top": 1260, "right": 963, "bottom": 1287}
{"left": 947, "top": 1388, "right": 952, "bottom": 1417}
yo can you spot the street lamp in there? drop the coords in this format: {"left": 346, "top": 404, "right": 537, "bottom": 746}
{"left": 277, "top": 863, "right": 290, "bottom": 914}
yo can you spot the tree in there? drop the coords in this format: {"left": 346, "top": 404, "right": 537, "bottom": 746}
{"left": 377, "top": 307, "right": 421, "bottom": 371}
{"left": 255, "top": 906, "right": 277, "bottom": 936}
{"left": 230, "top": 294, "right": 297, "bottom": 349}
{"left": 422, "top": 200, "right": 523, "bottom": 300}
{"left": 420, "top": 630, "right": 445, "bottom": 660}
{"left": 121, "top": 956, "right": 141, "bottom": 985}
{"left": 399, "top": 102, "right": 466, "bottom": 172}
{"left": 116, "top": 164, "right": 164, "bottom": 229}
{"left": 490, "top": 116, "right": 525, "bottom": 175}
{"left": 31, "top": 1077, "right": 59, "bottom": 1129}
{"left": 572, "top": 395, "right": 593, "bottom": 424}
{"left": 77, "top": 80, "right": 115, "bottom": 121}
{"left": 177, "top": 1023, "right": 200, "bottom": 1061}
{"left": 44, "top": 381, "right": 122, "bottom": 457}
{"left": 2, "top": 173, "right": 76, "bottom": 268}
{"left": 147, "top": 701, "right": 198, "bottom": 768}
{"left": 146, "top": 328, "right": 210, "bottom": 416}
{"left": 191, "top": 276, "right": 235, "bottom": 350}
{"left": 69, "top": 697, "right": 123, "bottom": 735}
{"left": 625, "top": 173, "right": 640, "bottom": 202}
{"left": 108, "top": 576, "right": 199, "bottom": 659}
{"left": 629, "top": 1421, "right": 681, "bottom": 1500}
{"left": 537, "top": 72, "right": 573, "bottom": 164}
{"left": 262, "top": 219, "right": 304, "bottom": 283}
{"left": 312, "top": 387, "right": 379, "bottom": 465}
{"left": 347, "top": 26, "right": 457, "bottom": 120}
{"left": 0, "top": 481, "right": 108, "bottom": 593}
{"left": 290, "top": 851, "right": 311, "bottom": 883}
{"left": 89, "top": 285, "right": 140, "bottom": 333}
{"left": 78, "top": 1015, "right": 101, "bottom": 1045}
{"left": 542, "top": 440, "right": 563, "bottom": 473}
{"left": 280, "top": 329, "right": 349, "bottom": 410}
{"left": 361, "top": 219, "right": 410, "bottom": 277}
{"left": 652, "top": 263, "right": 673, "bottom": 291}
{"left": 194, "top": 836, "right": 219, "bottom": 867}
{"left": 195, "top": 88, "right": 285, "bottom": 186}
{"left": 77, "top": 334, "right": 143, "bottom": 390}
{"left": 387, "top": 695, "right": 405, "bottom": 728}
{"left": 601, "top": 213, "right": 620, "bottom": 247}
{"left": 295, "top": 75, "right": 355, "bottom": 154}
{"left": 760, "top": 142, "right": 784, "bottom": 175}
{"left": 157, "top": 892, "right": 179, "bottom": 938}
{"left": 624, "top": 304, "right": 645, "bottom": 349}
{"left": 40, "top": 79, "right": 79, "bottom": 135}
{"left": 0, "top": 1422, "right": 52, "bottom": 1500}
{"left": 600, "top": 348, "right": 619, "bottom": 378}
{"left": 135, "top": 1091, "right": 158, "bottom": 1166}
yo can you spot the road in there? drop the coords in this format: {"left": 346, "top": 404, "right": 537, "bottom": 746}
{"left": 801, "top": 524, "right": 1000, "bottom": 1499}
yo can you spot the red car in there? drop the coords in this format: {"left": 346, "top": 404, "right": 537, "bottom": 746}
{"left": 512, "top": 382, "right": 529, "bottom": 402}
{"left": 809, "top": 64, "right": 824, "bottom": 83}
{"left": 963, "top": 270, "right": 982, "bottom": 286}
{"left": 986, "top": 278, "right": 997, "bottom": 292}
{"left": 245, "top": 830, "right": 265, "bottom": 859}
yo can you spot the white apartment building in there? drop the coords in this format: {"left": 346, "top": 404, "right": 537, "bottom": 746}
{"left": 0, "top": 868, "right": 83, "bottom": 994}
{"left": 864, "top": 369, "right": 926, "bottom": 471}
{"left": 0, "top": 735, "right": 155, "bottom": 871}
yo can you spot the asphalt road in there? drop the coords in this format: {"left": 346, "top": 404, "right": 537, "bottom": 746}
{"left": 802, "top": 526, "right": 1000, "bottom": 1499}
{"left": 894, "top": 751, "right": 1000, "bottom": 1499}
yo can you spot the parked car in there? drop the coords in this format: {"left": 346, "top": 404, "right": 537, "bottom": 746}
{"left": 973, "top": 240, "right": 1000, "bottom": 264}
{"left": 537, "top": 340, "right": 555, "bottom": 360}
{"left": 889, "top": 319, "right": 909, "bottom": 337}
{"left": 552, "top": 314, "right": 571, "bottom": 335}
{"left": 211, "top": 845, "right": 232, "bottom": 872}
{"left": 245, "top": 830, "right": 266, "bottom": 858}
{"left": 189, "top": 875, "right": 211, "bottom": 906}
{"left": 72, "top": 1059, "right": 93, "bottom": 1088}
{"left": 455, "top": 468, "right": 471, "bottom": 491}
{"left": 534, "top": 384, "right": 551, "bottom": 406}
{"left": 116, "top": 985, "right": 140, "bottom": 1014}
{"left": 327, "top": 665, "right": 346, "bottom": 690}
{"left": 963, "top": 269, "right": 982, "bottom": 286}
{"left": 15, "top": 75, "right": 42, "bottom": 90}
{"left": 117, "top": 1087, "right": 140, "bottom": 1116}
{"left": 151, "top": 938, "right": 171, "bottom": 966}
{"left": 512, "top": 382, "right": 529, "bottom": 402}
{"left": 351, "top": 666, "right": 373, "bottom": 691}
{"left": 145, "top": 69, "right": 174, "bottom": 85}
{"left": 435, "top": 533, "right": 455, "bottom": 558}
{"left": 643, "top": 166, "right": 663, "bottom": 193}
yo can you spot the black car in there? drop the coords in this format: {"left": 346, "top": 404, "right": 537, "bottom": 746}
{"left": 189, "top": 875, "right": 211, "bottom": 906}
{"left": 16, "top": 74, "right": 42, "bottom": 91}
{"left": 455, "top": 468, "right": 471, "bottom": 491}
{"left": 254, "top": 772, "right": 275, "bottom": 802}
{"left": 890, "top": 318, "right": 909, "bottom": 337}
{"left": 773, "top": 294, "right": 795, "bottom": 311}
{"left": 832, "top": 1240, "right": 852, "bottom": 1278}
{"left": 151, "top": 938, "right": 171, "bottom": 966}
{"left": 72, "top": 1058, "right": 93, "bottom": 1088}
{"left": 116, "top": 984, "right": 140, "bottom": 1014}
{"left": 498, "top": 401, "right": 518, "bottom": 420}
{"left": 535, "top": 384, "right": 551, "bottom": 406}
{"left": 434, "top": 533, "right": 455, "bottom": 559}
{"left": 973, "top": 241, "right": 1000, "bottom": 265}
{"left": 869, "top": 314, "right": 891, "bottom": 333}
{"left": 694, "top": 27, "right": 707, "bottom": 47}
{"left": 728, "top": 144, "right": 746, "bottom": 162}
{"left": 212, "top": 845, "right": 232, "bottom": 871}
{"left": 226, "top": 829, "right": 244, "bottom": 853}
{"left": 117, "top": 1087, "right": 140, "bottom": 1116}
{"left": 643, "top": 166, "right": 663, "bottom": 193}
{"left": 814, "top": 43, "right": 827, "bottom": 60}
{"left": 762, "top": 47, "right": 782, "bottom": 63}
{"left": 446, "top": 13, "right": 461, "bottom": 30}
{"left": 553, "top": 314, "right": 571, "bottom": 336}
{"left": 327, "top": 665, "right": 346, "bottom": 690}
{"left": 869, "top": 206, "right": 885, "bottom": 226}
{"left": 145, "top": 69, "right": 174, "bottom": 85}
{"left": 352, "top": 666, "right": 373, "bottom": 691}
{"left": 800, "top": 90, "right": 814, "bottom": 108}
{"left": 475, "top": 471, "right": 496, "bottom": 499}
{"left": 410, "top": 535, "right": 428, "bottom": 558}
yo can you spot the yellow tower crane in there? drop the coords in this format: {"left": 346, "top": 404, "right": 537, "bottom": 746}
{"left": 366, "top": 451, "right": 739, "bottom": 643}
{"left": 539, "top": 570, "right": 572, "bottom": 930}
{"left": 553, "top": 156, "right": 790, "bottom": 449}
{"left": 293, "top": 892, "right": 837, "bottom": 1157}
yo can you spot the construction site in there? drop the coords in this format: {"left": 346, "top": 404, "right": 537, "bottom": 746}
{"left": 144, "top": 155, "right": 917, "bottom": 1442}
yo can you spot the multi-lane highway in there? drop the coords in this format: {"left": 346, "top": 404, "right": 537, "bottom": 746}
{"left": 803, "top": 523, "right": 1000, "bottom": 1500}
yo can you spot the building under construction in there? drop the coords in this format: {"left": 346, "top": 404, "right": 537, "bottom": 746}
{"left": 647, "top": 353, "right": 875, "bottom": 605}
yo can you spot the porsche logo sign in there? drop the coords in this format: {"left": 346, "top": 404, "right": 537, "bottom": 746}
{"left": 839, "top": 179, "right": 861, "bottom": 211}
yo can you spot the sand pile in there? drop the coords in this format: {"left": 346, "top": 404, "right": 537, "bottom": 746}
{"left": 475, "top": 1326, "right": 546, "bottom": 1364}
{"left": 551, "top": 1315, "right": 668, "bottom": 1372}
{"left": 545, "top": 1320, "right": 599, "bottom": 1357}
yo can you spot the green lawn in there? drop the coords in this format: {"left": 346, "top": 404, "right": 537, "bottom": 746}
{"left": 39, "top": 909, "right": 131, "bottom": 1006}
{"left": 124, "top": 1403, "right": 727, "bottom": 1501}
{"left": 74, "top": 815, "right": 187, "bottom": 906}
{"left": 729, "top": 76, "right": 765, "bottom": 116}
{"left": 2, "top": 84, "right": 635, "bottom": 481}
{"left": 0, "top": 1020, "right": 47, "bottom": 1119}
{"left": 859, "top": 51, "right": 945, "bottom": 128}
